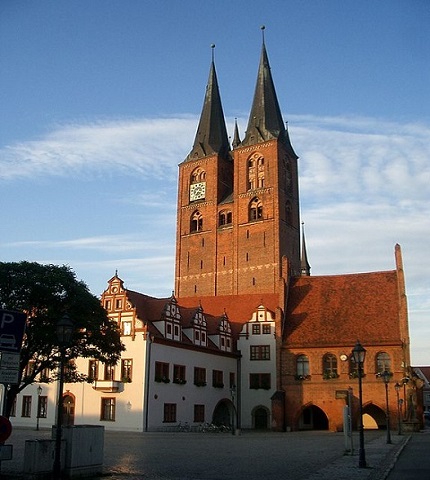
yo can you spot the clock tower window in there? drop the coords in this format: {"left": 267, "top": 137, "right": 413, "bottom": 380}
{"left": 190, "top": 211, "right": 203, "bottom": 233}
{"left": 249, "top": 197, "right": 263, "bottom": 221}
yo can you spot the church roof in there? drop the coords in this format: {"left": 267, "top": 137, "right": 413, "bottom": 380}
{"left": 186, "top": 58, "right": 230, "bottom": 161}
{"left": 285, "top": 270, "right": 402, "bottom": 349}
{"left": 240, "top": 41, "right": 298, "bottom": 159}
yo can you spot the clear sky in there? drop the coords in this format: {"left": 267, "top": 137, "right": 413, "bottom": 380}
{"left": 1, "top": 1, "right": 429, "bottom": 364}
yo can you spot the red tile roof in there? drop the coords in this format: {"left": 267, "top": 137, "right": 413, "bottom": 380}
{"left": 285, "top": 270, "right": 402, "bottom": 348}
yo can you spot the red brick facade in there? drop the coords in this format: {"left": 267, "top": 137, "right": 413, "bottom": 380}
{"left": 173, "top": 41, "right": 415, "bottom": 432}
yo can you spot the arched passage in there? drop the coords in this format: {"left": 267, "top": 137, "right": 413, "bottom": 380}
{"left": 299, "top": 405, "right": 329, "bottom": 430}
{"left": 212, "top": 399, "right": 234, "bottom": 428}
{"left": 362, "top": 403, "right": 386, "bottom": 430}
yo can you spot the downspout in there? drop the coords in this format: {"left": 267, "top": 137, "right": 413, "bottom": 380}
{"left": 144, "top": 333, "right": 153, "bottom": 432}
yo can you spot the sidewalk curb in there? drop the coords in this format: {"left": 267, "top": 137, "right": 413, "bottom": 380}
{"left": 371, "top": 435, "right": 411, "bottom": 480}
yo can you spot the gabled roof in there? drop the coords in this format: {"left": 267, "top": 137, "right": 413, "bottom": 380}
{"left": 284, "top": 270, "right": 402, "bottom": 348}
{"left": 178, "top": 293, "right": 280, "bottom": 338}
{"left": 186, "top": 60, "right": 230, "bottom": 161}
{"left": 124, "top": 289, "right": 279, "bottom": 343}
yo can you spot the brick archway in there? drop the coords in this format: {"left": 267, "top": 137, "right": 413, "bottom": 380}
{"left": 298, "top": 404, "right": 329, "bottom": 431}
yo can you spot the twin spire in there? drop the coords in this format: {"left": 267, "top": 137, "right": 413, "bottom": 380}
{"left": 187, "top": 34, "right": 292, "bottom": 161}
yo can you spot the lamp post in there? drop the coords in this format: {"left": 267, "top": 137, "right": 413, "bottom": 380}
{"left": 53, "top": 313, "right": 74, "bottom": 479}
{"left": 394, "top": 382, "right": 402, "bottom": 435}
{"left": 377, "top": 370, "right": 392, "bottom": 444}
{"left": 36, "top": 385, "right": 42, "bottom": 431}
{"left": 352, "top": 341, "right": 367, "bottom": 468}
{"left": 230, "top": 384, "right": 236, "bottom": 435}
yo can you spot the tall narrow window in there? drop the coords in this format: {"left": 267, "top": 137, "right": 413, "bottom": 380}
{"left": 194, "top": 404, "right": 205, "bottom": 423}
{"left": 89, "top": 360, "right": 98, "bottom": 381}
{"left": 194, "top": 367, "right": 206, "bottom": 386}
{"left": 21, "top": 396, "right": 32, "bottom": 417}
{"left": 101, "top": 398, "right": 115, "bottom": 421}
{"left": 38, "top": 396, "right": 48, "bottom": 418}
{"left": 121, "top": 359, "right": 133, "bottom": 382}
{"left": 247, "top": 153, "right": 265, "bottom": 190}
{"left": 249, "top": 197, "right": 263, "bottom": 221}
{"left": 296, "top": 355, "right": 310, "bottom": 379}
{"left": 190, "top": 211, "right": 203, "bottom": 232}
{"left": 163, "top": 403, "right": 177, "bottom": 423}
{"left": 104, "top": 364, "right": 114, "bottom": 381}
{"left": 155, "top": 362, "right": 169, "bottom": 382}
{"left": 323, "top": 354, "right": 338, "bottom": 379}
{"left": 376, "top": 352, "right": 391, "bottom": 373}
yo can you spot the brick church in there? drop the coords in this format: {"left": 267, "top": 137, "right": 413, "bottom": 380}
{"left": 172, "top": 37, "right": 414, "bottom": 432}
{"left": 10, "top": 37, "right": 419, "bottom": 433}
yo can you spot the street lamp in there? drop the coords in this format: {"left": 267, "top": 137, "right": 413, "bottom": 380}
{"left": 377, "top": 370, "right": 392, "bottom": 444}
{"left": 352, "top": 340, "right": 367, "bottom": 468}
{"left": 53, "top": 313, "right": 74, "bottom": 479}
{"left": 394, "top": 382, "right": 402, "bottom": 435}
{"left": 230, "top": 384, "right": 236, "bottom": 435}
{"left": 36, "top": 385, "right": 42, "bottom": 431}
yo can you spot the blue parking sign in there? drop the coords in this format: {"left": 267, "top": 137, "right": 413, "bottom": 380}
{"left": 0, "top": 310, "right": 27, "bottom": 353}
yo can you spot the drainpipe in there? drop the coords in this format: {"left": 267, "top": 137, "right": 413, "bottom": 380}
{"left": 144, "top": 333, "right": 153, "bottom": 432}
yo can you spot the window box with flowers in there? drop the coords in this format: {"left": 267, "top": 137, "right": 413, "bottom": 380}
{"left": 122, "top": 376, "right": 132, "bottom": 383}
{"left": 323, "top": 371, "right": 339, "bottom": 380}
{"left": 155, "top": 376, "right": 170, "bottom": 383}
{"left": 173, "top": 378, "right": 187, "bottom": 385}
{"left": 194, "top": 380, "right": 207, "bottom": 387}
{"left": 349, "top": 371, "right": 366, "bottom": 379}
{"left": 213, "top": 382, "right": 224, "bottom": 389}
{"left": 295, "top": 374, "right": 311, "bottom": 381}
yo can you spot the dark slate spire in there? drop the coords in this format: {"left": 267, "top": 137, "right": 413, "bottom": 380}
{"left": 300, "top": 222, "right": 311, "bottom": 276}
{"left": 232, "top": 118, "right": 241, "bottom": 148}
{"left": 186, "top": 45, "right": 230, "bottom": 161}
{"left": 242, "top": 30, "right": 286, "bottom": 147}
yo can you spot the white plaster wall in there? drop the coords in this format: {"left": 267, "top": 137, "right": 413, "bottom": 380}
{"left": 146, "top": 342, "right": 237, "bottom": 431}
{"left": 237, "top": 320, "right": 277, "bottom": 429}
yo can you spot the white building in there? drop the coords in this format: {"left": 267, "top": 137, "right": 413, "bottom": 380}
{"left": 6, "top": 274, "right": 278, "bottom": 432}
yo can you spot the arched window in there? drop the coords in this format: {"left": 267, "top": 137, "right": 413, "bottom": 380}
{"left": 376, "top": 352, "right": 391, "bottom": 373}
{"left": 249, "top": 197, "right": 263, "bottom": 221}
{"left": 219, "top": 210, "right": 232, "bottom": 227}
{"left": 296, "top": 355, "right": 309, "bottom": 379}
{"left": 323, "top": 353, "right": 338, "bottom": 379}
{"left": 191, "top": 167, "right": 206, "bottom": 183}
{"left": 190, "top": 211, "right": 203, "bottom": 233}
{"left": 247, "top": 153, "right": 264, "bottom": 190}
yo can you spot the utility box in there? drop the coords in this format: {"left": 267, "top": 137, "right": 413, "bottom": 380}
{"left": 61, "top": 425, "right": 104, "bottom": 477}
{"left": 23, "top": 425, "right": 104, "bottom": 479}
{"left": 23, "top": 439, "right": 65, "bottom": 479}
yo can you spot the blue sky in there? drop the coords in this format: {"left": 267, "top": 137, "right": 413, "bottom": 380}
{"left": 1, "top": 1, "right": 429, "bottom": 364}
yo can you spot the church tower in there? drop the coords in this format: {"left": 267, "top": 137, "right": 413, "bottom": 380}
{"left": 175, "top": 38, "right": 300, "bottom": 298}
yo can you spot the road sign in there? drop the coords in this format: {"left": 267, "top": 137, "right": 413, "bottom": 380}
{"left": 0, "top": 352, "right": 20, "bottom": 370}
{"left": 0, "top": 444, "right": 12, "bottom": 461}
{"left": 0, "top": 370, "right": 19, "bottom": 384}
{"left": 0, "top": 310, "right": 26, "bottom": 353}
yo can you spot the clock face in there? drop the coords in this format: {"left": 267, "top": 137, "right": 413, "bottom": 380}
{"left": 189, "top": 182, "right": 206, "bottom": 201}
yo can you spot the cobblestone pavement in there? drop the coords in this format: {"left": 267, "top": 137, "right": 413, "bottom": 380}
{"left": 0, "top": 427, "right": 410, "bottom": 480}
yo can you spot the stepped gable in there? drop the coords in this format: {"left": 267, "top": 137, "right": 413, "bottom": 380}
{"left": 178, "top": 293, "right": 280, "bottom": 338}
{"left": 285, "top": 270, "right": 401, "bottom": 347}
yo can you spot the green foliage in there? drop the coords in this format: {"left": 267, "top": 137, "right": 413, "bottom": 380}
{"left": 0, "top": 261, "right": 124, "bottom": 416}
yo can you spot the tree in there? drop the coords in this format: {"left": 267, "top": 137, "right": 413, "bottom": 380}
{"left": 0, "top": 261, "right": 124, "bottom": 418}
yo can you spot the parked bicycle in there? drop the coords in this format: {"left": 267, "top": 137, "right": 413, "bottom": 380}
{"left": 176, "top": 421, "right": 191, "bottom": 432}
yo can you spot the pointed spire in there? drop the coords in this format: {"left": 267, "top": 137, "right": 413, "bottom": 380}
{"left": 242, "top": 28, "right": 286, "bottom": 146}
{"left": 186, "top": 44, "right": 230, "bottom": 161}
{"left": 300, "top": 222, "right": 311, "bottom": 276}
{"left": 232, "top": 118, "right": 241, "bottom": 148}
